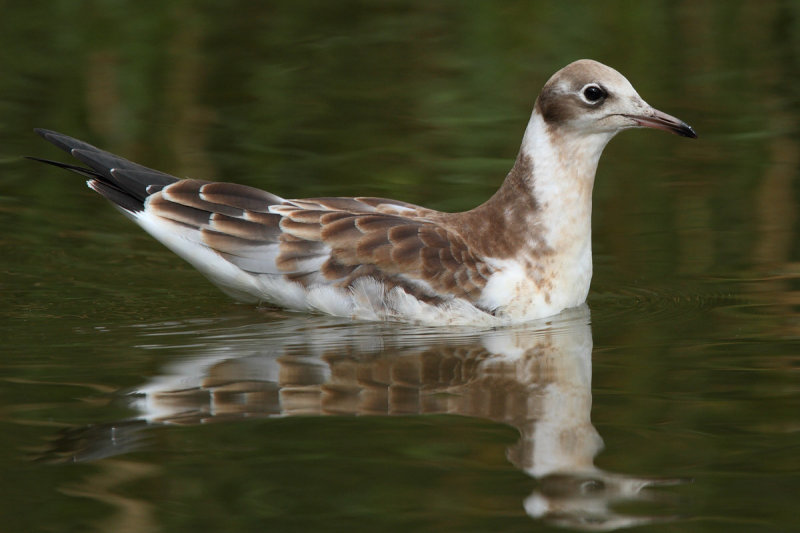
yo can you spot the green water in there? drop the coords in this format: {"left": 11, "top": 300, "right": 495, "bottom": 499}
{"left": 2, "top": 1, "right": 799, "bottom": 531}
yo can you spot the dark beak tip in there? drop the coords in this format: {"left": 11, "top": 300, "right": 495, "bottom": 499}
{"left": 679, "top": 125, "right": 698, "bottom": 139}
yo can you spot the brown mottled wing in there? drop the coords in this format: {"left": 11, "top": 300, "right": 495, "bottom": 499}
{"left": 277, "top": 208, "right": 494, "bottom": 303}
{"left": 32, "top": 129, "right": 491, "bottom": 306}
{"left": 146, "top": 181, "right": 493, "bottom": 304}
{"left": 145, "top": 179, "right": 312, "bottom": 276}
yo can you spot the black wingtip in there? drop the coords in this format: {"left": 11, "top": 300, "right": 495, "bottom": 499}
{"left": 32, "top": 128, "right": 180, "bottom": 198}
{"left": 33, "top": 128, "right": 64, "bottom": 144}
{"left": 25, "top": 155, "right": 103, "bottom": 179}
{"left": 33, "top": 128, "right": 107, "bottom": 155}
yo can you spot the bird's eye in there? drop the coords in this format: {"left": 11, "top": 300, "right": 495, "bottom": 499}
{"left": 581, "top": 84, "right": 606, "bottom": 103}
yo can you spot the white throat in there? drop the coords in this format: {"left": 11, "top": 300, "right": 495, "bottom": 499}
{"left": 481, "top": 111, "right": 617, "bottom": 319}
{"left": 523, "top": 111, "right": 612, "bottom": 206}
{"left": 520, "top": 111, "right": 614, "bottom": 252}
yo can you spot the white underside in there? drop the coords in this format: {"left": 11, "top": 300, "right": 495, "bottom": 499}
{"left": 129, "top": 210, "right": 587, "bottom": 326}
{"left": 478, "top": 257, "right": 592, "bottom": 324}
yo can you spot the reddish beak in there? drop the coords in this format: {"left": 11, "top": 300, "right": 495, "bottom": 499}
{"left": 625, "top": 109, "right": 697, "bottom": 138}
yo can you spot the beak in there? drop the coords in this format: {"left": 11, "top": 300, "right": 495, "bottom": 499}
{"left": 624, "top": 107, "right": 697, "bottom": 138}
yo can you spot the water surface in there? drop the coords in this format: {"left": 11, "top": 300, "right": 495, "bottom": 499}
{"left": 1, "top": 2, "right": 799, "bottom": 532}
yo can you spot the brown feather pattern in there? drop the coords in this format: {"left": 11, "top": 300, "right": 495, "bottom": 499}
{"left": 200, "top": 182, "right": 282, "bottom": 212}
{"left": 141, "top": 178, "right": 495, "bottom": 303}
{"left": 273, "top": 206, "right": 493, "bottom": 302}
{"left": 35, "top": 57, "right": 700, "bottom": 322}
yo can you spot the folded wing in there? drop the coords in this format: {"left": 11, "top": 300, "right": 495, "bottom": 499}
{"left": 33, "top": 129, "right": 495, "bottom": 313}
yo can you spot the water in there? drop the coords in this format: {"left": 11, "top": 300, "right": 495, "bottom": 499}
{"left": 2, "top": 1, "right": 799, "bottom": 531}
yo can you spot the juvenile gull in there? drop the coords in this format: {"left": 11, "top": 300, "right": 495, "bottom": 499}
{"left": 31, "top": 59, "right": 696, "bottom": 325}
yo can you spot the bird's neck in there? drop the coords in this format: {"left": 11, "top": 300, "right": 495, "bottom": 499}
{"left": 462, "top": 111, "right": 611, "bottom": 262}
{"left": 516, "top": 111, "right": 611, "bottom": 254}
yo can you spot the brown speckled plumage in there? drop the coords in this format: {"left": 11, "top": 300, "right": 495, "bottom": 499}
{"left": 30, "top": 60, "right": 695, "bottom": 324}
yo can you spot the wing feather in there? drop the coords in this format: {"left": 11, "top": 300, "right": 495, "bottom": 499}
{"left": 148, "top": 194, "right": 212, "bottom": 227}
{"left": 33, "top": 129, "right": 494, "bottom": 310}
{"left": 296, "top": 209, "right": 493, "bottom": 302}
{"left": 209, "top": 213, "right": 280, "bottom": 242}
{"left": 161, "top": 180, "right": 244, "bottom": 217}
{"left": 199, "top": 182, "right": 282, "bottom": 212}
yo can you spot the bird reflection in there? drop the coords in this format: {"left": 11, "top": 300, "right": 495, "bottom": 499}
{"left": 39, "top": 304, "right": 683, "bottom": 531}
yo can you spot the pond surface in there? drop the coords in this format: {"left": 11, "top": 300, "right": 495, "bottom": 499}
{"left": 1, "top": 2, "right": 799, "bottom": 532}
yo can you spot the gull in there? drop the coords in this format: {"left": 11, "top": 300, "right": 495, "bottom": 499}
{"left": 31, "top": 59, "right": 696, "bottom": 325}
